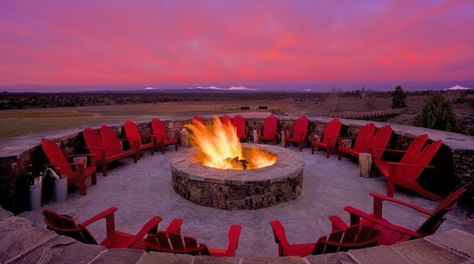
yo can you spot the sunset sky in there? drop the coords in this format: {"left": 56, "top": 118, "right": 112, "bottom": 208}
{"left": 0, "top": 0, "right": 473, "bottom": 92}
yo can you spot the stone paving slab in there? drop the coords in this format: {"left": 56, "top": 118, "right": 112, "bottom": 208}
{"left": 194, "top": 256, "right": 242, "bottom": 264}
{"left": 425, "top": 229, "right": 474, "bottom": 259}
{"left": 10, "top": 235, "right": 77, "bottom": 264}
{"left": 0, "top": 207, "right": 13, "bottom": 221}
{"left": 455, "top": 219, "right": 474, "bottom": 234}
{"left": 18, "top": 147, "right": 468, "bottom": 257}
{"left": 136, "top": 252, "right": 194, "bottom": 264}
{"left": 90, "top": 248, "right": 145, "bottom": 264}
{"left": 2, "top": 206, "right": 474, "bottom": 263}
{"left": 0, "top": 217, "right": 57, "bottom": 263}
{"left": 305, "top": 252, "right": 357, "bottom": 264}
{"left": 348, "top": 245, "right": 412, "bottom": 264}
{"left": 242, "top": 256, "right": 305, "bottom": 264}
{"left": 391, "top": 239, "right": 468, "bottom": 263}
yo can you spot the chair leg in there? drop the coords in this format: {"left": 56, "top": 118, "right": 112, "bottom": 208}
{"left": 161, "top": 143, "right": 165, "bottom": 154}
{"left": 175, "top": 143, "right": 178, "bottom": 151}
{"left": 80, "top": 176, "right": 86, "bottom": 196}
{"left": 338, "top": 151, "right": 342, "bottom": 160}
{"left": 326, "top": 148, "right": 330, "bottom": 159}
{"left": 387, "top": 179, "right": 395, "bottom": 197}
{"left": 311, "top": 144, "right": 315, "bottom": 154}
{"left": 102, "top": 162, "right": 107, "bottom": 176}
{"left": 91, "top": 172, "right": 97, "bottom": 185}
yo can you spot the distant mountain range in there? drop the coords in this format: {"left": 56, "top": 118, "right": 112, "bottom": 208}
{"left": 1, "top": 82, "right": 473, "bottom": 93}
{"left": 444, "top": 85, "right": 472, "bottom": 91}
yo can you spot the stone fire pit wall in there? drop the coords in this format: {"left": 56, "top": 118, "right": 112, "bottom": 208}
{"left": 0, "top": 115, "right": 473, "bottom": 213}
{"left": 171, "top": 144, "right": 304, "bottom": 210}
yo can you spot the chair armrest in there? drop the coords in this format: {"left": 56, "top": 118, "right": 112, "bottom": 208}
{"left": 85, "top": 146, "right": 105, "bottom": 150}
{"left": 370, "top": 192, "right": 433, "bottom": 216}
{"left": 66, "top": 153, "right": 98, "bottom": 158}
{"left": 344, "top": 206, "right": 421, "bottom": 238}
{"left": 386, "top": 162, "right": 435, "bottom": 170}
{"left": 121, "top": 216, "right": 163, "bottom": 248}
{"left": 328, "top": 215, "right": 349, "bottom": 231}
{"left": 46, "top": 162, "right": 87, "bottom": 168}
{"left": 372, "top": 148, "right": 405, "bottom": 153}
{"left": 166, "top": 218, "right": 183, "bottom": 233}
{"left": 81, "top": 207, "right": 118, "bottom": 226}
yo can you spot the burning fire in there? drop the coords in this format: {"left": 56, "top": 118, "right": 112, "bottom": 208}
{"left": 185, "top": 117, "right": 277, "bottom": 170}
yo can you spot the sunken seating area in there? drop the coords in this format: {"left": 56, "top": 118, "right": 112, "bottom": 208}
{"left": 0, "top": 115, "right": 473, "bottom": 262}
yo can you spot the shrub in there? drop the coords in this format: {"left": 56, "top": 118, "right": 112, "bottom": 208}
{"left": 414, "top": 93, "right": 464, "bottom": 133}
{"left": 391, "top": 86, "right": 407, "bottom": 108}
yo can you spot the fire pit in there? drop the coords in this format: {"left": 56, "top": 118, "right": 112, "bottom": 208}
{"left": 171, "top": 144, "right": 304, "bottom": 210}
{"left": 171, "top": 117, "right": 304, "bottom": 210}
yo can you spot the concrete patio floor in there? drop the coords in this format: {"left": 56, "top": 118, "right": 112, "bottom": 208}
{"left": 20, "top": 145, "right": 467, "bottom": 257}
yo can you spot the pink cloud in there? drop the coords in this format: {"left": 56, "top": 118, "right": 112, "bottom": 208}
{"left": 0, "top": 0, "right": 472, "bottom": 89}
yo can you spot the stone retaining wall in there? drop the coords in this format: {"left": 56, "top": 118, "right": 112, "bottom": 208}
{"left": 0, "top": 115, "right": 473, "bottom": 213}
{"left": 1, "top": 206, "right": 473, "bottom": 263}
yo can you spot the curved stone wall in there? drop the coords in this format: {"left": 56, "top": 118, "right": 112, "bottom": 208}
{"left": 0, "top": 114, "right": 473, "bottom": 213}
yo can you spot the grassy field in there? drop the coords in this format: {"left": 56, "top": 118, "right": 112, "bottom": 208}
{"left": 1, "top": 94, "right": 472, "bottom": 140}
{"left": 0, "top": 101, "right": 298, "bottom": 140}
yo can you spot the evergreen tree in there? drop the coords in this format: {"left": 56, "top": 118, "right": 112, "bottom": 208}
{"left": 414, "top": 93, "right": 463, "bottom": 132}
{"left": 391, "top": 85, "right": 407, "bottom": 108}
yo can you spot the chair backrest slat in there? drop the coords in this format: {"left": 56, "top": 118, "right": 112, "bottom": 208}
{"left": 312, "top": 225, "right": 381, "bottom": 255}
{"left": 322, "top": 119, "right": 341, "bottom": 145}
{"left": 156, "top": 231, "right": 172, "bottom": 249}
{"left": 124, "top": 120, "right": 142, "bottom": 144}
{"left": 83, "top": 128, "right": 103, "bottom": 158}
{"left": 99, "top": 125, "right": 123, "bottom": 157}
{"left": 293, "top": 116, "right": 309, "bottom": 139}
{"left": 417, "top": 186, "right": 467, "bottom": 235}
{"left": 42, "top": 210, "right": 97, "bottom": 244}
{"left": 192, "top": 115, "right": 205, "bottom": 125}
{"left": 169, "top": 232, "right": 185, "bottom": 250}
{"left": 220, "top": 115, "right": 232, "bottom": 125}
{"left": 400, "top": 134, "right": 428, "bottom": 164}
{"left": 353, "top": 123, "right": 376, "bottom": 152}
{"left": 41, "top": 139, "right": 74, "bottom": 175}
{"left": 263, "top": 115, "right": 278, "bottom": 139}
{"left": 232, "top": 115, "right": 246, "bottom": 139}
{"left": 151, "top": 118, "right": 167, "bottom": 142}
{"left": 369, "top": 126, "right": 392, "bottom": 159}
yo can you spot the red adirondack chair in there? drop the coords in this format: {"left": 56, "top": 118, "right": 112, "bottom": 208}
{"left": 284, "top": 115, "right": 309, "bottom": 151}
{"left": 41, "top": 138, "right": 97, "bottom": 196}
{"left": 374, "top": 135, "right": 443, "bottom": 200}
{"left": 192, "top": 115, "right": 206, "bottom": 125}
{"left": 257, "top": 114, "right": 278, "bottom": 144}
{"left": 338, "top": 123, "right": 376, "bottom": 160}
{"left": 42, "top": 207, "right": 183, "bottom": 249}
{"left": 146, "top": 224, "right": 241, "bottom": 257}
{"left": 83, "top": 127, "right": 138, "bottom": 176}
{"left": 367, "top": 125, "right": 393, "bottom": 160}
{"left": 220, "top": 115, "right": 232, "bottom": 125}
{"left": 123, "top": 120, "right": 156, "bottom": 159}
{"left": 146, "top": 231, "right": 211, "bottom": 255}
{"left": 270, "top": 220, "right": 380, "bottom": 257}
{"left": 151, "top": 118, "right": 179, "bottom": 154}
{"left": 232, "top": 115, "right": 247, "bottom": 141}
{"left": 329, "top": 187, "right": 467, "bottom": 246}
{"left": 311, "top": 119, "right": 342, "bottom": 158}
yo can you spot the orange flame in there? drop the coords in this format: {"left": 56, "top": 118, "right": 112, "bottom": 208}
{"left": 185, "top": 116, "right": 277, "bottom": 170}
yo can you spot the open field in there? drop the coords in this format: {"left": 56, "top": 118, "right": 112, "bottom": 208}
{"left": 0, "top": 92, "right": 472, "bottom": 140}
